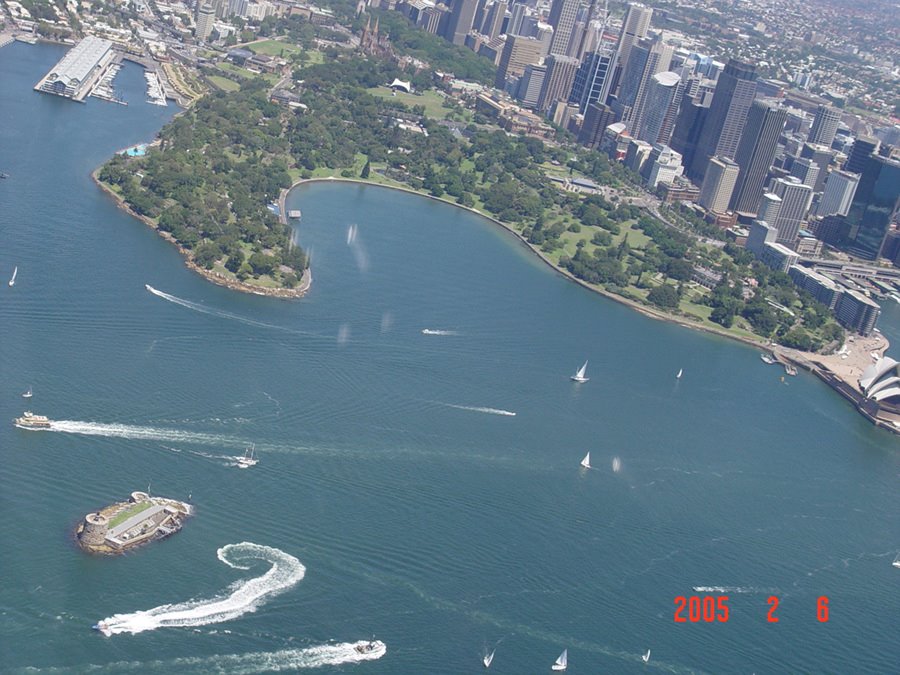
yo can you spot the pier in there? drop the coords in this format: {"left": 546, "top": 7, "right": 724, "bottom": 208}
{"left": 34, "top": 36, "right": 115, "bottom": 102}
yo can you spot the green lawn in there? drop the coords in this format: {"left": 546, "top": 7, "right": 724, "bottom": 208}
{"left": 207, "top": 75, "right": 240, "bottom": 92}
{"left": 248, "top": 39, "right": 305, "bottom": 57}
{"left": 108, "top": 501, "right": 153, "bottom": 529}
{"left": 216, "top": 62, "right": 279, "bottom": 84}
{"left": 367, "top": 87, "right": 465, "bottom": 121}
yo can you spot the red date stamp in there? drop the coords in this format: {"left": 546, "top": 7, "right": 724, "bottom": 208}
{"left": 674, "top": 595, "right": 829, "bottom": 623}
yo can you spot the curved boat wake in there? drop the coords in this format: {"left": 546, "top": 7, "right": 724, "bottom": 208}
{"left": 442, "top": 403, "right": 516, "bottom": 417}
{"left": 49, "top": 420, "right": 243, "bottom": 449}
{"left": 96, "top": 543, "right": 305, "bottom": 635}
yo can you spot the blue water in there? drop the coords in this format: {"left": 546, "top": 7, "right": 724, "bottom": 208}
{"left": 1, "top": 42, "right": 899, "bottom": 673}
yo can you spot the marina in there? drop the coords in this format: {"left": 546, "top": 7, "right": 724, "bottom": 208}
{"left": 144, "top": 70, "right": 167, "bottom": 107}
{"left": 90, "top": 61, "right": 126, "bottom": 105}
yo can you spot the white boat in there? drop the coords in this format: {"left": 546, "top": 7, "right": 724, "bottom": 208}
{"left": 642, "top": 649, "right": 651, "bottom": 663}
{"left": 893, "top": 553, "right": 900, "bottom": 569}
{"left": 570, "top": 361, "right": 589, "bottom": 383}
{"left": 8, "top": 266, "right": 17, "bottom": 287}
{"left": 676, "top": 368, "right": 683, "bottom": 379}
{"left": 551, "top": 649, "right": 568, "bottom": 671}
{"left": 483, "top": 649, "right": 495, "bottom": 668}
{"left": 22, "top": 386, "right": 32, "bottom": 399}
{"left": 760, "top": 353, "right": 776, "bottom": 365}
{"left": 580, "top": 452, "right": 591, "bottom": 469}
{"left": 91, "top": 621, "right": 111, "bottom": 636}
{"left": 236, "top": 444, "right": 258, "bottom": 469}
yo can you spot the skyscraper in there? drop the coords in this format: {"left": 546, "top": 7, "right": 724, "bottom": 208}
{"left": 196, "top": 4, "right": 216, "bottom": 41}
{"left": 507, "top": 2, "right": 527, "bottom": 35}
{"left": 537, "top": 55, "right": 579, "bottom": 113}
{"left": 494, "top": 35, "right": 544, "bottom": 88}
{"left": 807, "top": 104, "right": 840, "bottom": 148}
{"left": 816, "top": 169, "right": 860, "bottom": 218}
{"left": 846, "top": 155, "right": 900, "bottom": 259}
{"left": 699, "top": 156, "right": 740, "bottom": 214}
{"left": 729, "top": 99, "right": 787, "bottom": 216}
{"left": 769, "top": 176, "right": 813, "bottom": 246}
{"left": 546, "top": 0, "right": 579, "bottom": 56}
{"left": 757, "top": 192, "right": 782, "bottom": 226}
{"left": 670, "top": 95, "right": 709, "bottom": 176}
{"left": 516, "top": 63, "right": 547, "bottom": 108}
{"left": 481, "top": 0, "right": 507, "bottom": 40}
{"left": 608, "top": 2, "right": 653, "bottom": 98}
{"left": 688, "top": 58, "right": 758, "bottom": 181}
{"left": 578, "top": 102, "right": 616, "bottom": 149}
{"left": 789, "top": 157, "right": 820, "bottom": 189}
{"left": 799, "top": 142, "right": 835, "bottom": 192}
{"left": 843, "top": 135, "right": 879, "bottom": 175}
{"left": 636, "top": 70, "right": 682, "bottom": 145}
{"left": 445, "top": 0, "right": 478, "bottom": 46}
{"left": 613, "top": 35, "right": 673, "bottom": 133}
{"left": 569, "top": 47, "right": 615, "bottom": 113}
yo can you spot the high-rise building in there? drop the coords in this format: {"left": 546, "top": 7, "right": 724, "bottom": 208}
{"left": 196, "top": 4, "right": 216, "bottom": 41}
{"left": 670, "top": 95, "right": 709, "bottom": 176}
{"left": 746, "top": 219, "right": 778, "bottom": 256}
{"left": 481, "top": 0, "right": 507, "bottom": 40}
{"left": 546, "top": 0, "right": 579, "bottom": 56}
{"left": 569, "top": 47, "right": 615, "bottom": 113}
{"left": 816, "top": 169, "right": 860, "bottom": 217}
{"left": 756, "top": 192, "right": 782, "bottom": 227}
{"left": 642, "top": 145, "right": 683, "bottom": 188}
{"left": 769, "top": 176, "right": 813, "bottom": 246}
{"left": 516, "top": 63, "right": 547, "bottom": 108}
{"left": 445, "top": 0, "right": 479, "bottom": 45}
{"left": 637, "top": 70, "right": 682, "bottom": 145}
{"left": 608, "top": 2, "right": 653, "bottom": 98}
{"left": 844, "top": 135, "right": 879, "bottom": 175}
{"left": 578, "top": 102, "right": 616, "bottom": 149}
{"left": 699, "top": 156, "right": 740, "bottom": 214}
{"left": 807, "top": 104, "right": 840, "bottom": 148}
{"left": 507, "top": 2, "right": 527, "bottom": 35}
{"left": 537, "top": 55, "right": 579, "bottom": 113}
{"left": 688, "top": 58, "right": 758, "bottom": 181}
{"left": 495, "top": 35, "right": 544, "bottom": 88}
{"left": 729, "top": 99, "right": 787, "bottom": 216}
{"left": 789, "top": 157, "right": 820, "bottom": 189}
{"left": 799, "top": 142, "right": 834, "bottom": 192}
{"left": 613, "top": 35, "right": 673, "bottom": 133}
{"left": 846, "top": 155, "right": 900, "bottom": 259}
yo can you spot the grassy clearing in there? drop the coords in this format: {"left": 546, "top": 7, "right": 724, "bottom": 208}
{"left": 109, "top": 501, "right": 153, "bottom": 529}
{"left": 207, "top": 75, "right": 240, "bottom": 92}
{"left": 248, "top": 39, "right": 305, "bottom": 57}
{"left": 367, "top": 87, "right": 467, "bottom": 121}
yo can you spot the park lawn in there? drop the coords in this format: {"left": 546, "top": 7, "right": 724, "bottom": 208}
{"left": 611, "top": 219, "right": 651, "bottom": 249}
{"left": 217, "top": 62, "right": 278, "bottom": 83}
{"left": 248, "top": 39, "right": 305, "bottom": 57}
{"left": 108, "top": 501, "right": 153, "bottom": 529}
{"left": 367, "top": 87, "right": 455, "bottom": 120}
{"left": 208, "top": 75, "right": 240, "bottom": 91}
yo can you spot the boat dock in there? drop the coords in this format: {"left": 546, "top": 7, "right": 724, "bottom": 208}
{"left": 90, "top": 60, "right": 126, "bottom": 105}
{"left": 288, "top": 209, "right": 302, "bottom": 219}
{"left": 34, "top": 36, "right": 116, "bottom": 102}
{"left": 144, "top": 70, "right": 167, "bottom": 106}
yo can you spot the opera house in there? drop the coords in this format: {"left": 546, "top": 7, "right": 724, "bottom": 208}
{"left": 858, "top": 357, "right": 900, "bottom": 428}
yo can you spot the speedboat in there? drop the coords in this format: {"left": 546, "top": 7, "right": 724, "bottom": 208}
{"left": 92, "top": 621, "right": 111, "bottom": 636}
{"left": 22, "top": 386, "right": 33, "bottom": 399}
{"left": 353, "top": 640, "right": 386, "bottom": 657}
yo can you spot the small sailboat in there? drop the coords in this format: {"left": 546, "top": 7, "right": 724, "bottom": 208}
{"left": 642, "top": 649, "right": 651, "bottom": 663}
{"left": 8, "top": 266, "right": 17, "bottom": 287}
{"left": 236, "top": 444, "right": 258, "bottom": 469}
{"left": 570, "top": 361, "right": 589, "bottom": 383}
{"left": 483, "top": 649, "right": 495, "bottom": 668}
{"left": 676, "top": 368, "right": 682, "bottom": 379}
{"left": 580, "top": 452, "right": 591, "bottom": 469}
{"left": 22, "top": 386, "right": 32, "bottom": 399}
{"left": 551, "top": 649, "right": 568, "bottom": 671}
{"left": 893, "top": 553, "right": 900, "bottom": 569}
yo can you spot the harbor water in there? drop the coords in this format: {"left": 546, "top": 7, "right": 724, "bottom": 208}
{"left": 1, "top": 42, "right": 899, "bottom": 673}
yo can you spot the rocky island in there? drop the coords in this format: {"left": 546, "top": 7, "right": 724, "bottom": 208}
{"left": 76, "top": 491, "right": 192, "bottom": 555}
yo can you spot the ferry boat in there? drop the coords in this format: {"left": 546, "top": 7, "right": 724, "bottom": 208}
{"left": 14, "top": 411, "right": 51, "bottom": 430}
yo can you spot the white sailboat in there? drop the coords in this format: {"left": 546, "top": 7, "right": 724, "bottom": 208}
{"left": 676, "top": 368, "right": 683, "bottom": 379}
{"left": 642, "top": 649, "right": 651, "bottom": 663}
{"left": 483, "top": 649, "right": 495, "bottom": 668}
{"left": 580, "top": 452, "right": 591, "bottom": 469}
{"left": 570, "top": 361, "right": 589, "bottom": 383}
{"left": 893, "top": 553, "right": 900, "bottom": 569}
{"left": 236, "top": 444, "right": 258, "bottom": 469}
{"left": 8, "top": 266, "right": 17, "bottom": 287}
{"left": 551, "top": 649, "right": 568, "bottom": 671}
{"left": 22, "top": 386, "right": 32, "bottom": 399}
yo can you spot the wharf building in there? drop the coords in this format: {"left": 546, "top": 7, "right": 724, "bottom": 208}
{"left": 34, "top": 36, "right": 115, "bottom": 102}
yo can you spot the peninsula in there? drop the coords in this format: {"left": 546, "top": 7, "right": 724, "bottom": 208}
{"left": 75, "top": 491, "right": 192, "bottom": 555}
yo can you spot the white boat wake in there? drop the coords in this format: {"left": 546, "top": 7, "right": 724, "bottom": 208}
{"left": 692, "top": 586, "right": 775, "bottom": 594}
{"left": 96, "top": 543, "right": 305, "bottom": 635}
{"left": 442, "top": 403, "right": 516, "bottom": 417}
{"left": 144, "top": 285, "right": 310, "bottom": 335}
{"left": 43, "top": 641, "right": 386, "bottom": 673}
{"left": 421, "top": 329, "right": 459, "bottom": 336}
{"left": 49, "top": 420, "right": 244, "bottom": 449}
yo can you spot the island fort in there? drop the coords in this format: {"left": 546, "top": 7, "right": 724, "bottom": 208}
{"left": 76, "top": 491, "right": 191, "bottom": 555}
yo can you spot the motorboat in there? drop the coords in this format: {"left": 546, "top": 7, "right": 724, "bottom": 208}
{"left": 354, "top": 640, "right": 386, "bottom": 656}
